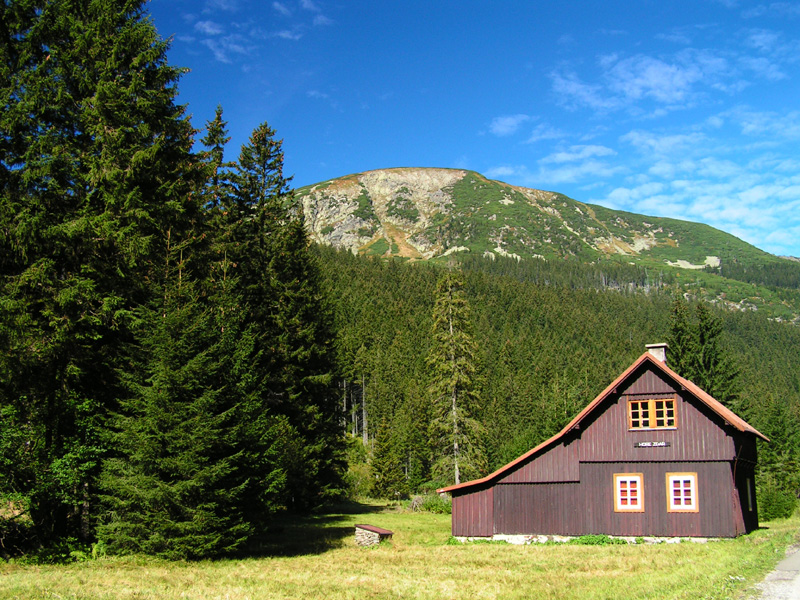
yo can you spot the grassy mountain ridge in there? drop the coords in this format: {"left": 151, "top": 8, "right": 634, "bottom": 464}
{"left": 296, "top": 167, "right": 776, "bottom": 265}
{"left": 297, "top": 168, "right": 800, "bottom": 322}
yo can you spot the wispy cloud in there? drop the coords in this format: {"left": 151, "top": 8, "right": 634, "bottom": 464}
{"left": 742, "top": 2, "right": 800, "bottom": 18}
{"left": 729, "top": 108, "right": 800, "bottom": 139}
{"left": 195, "top": 20, "right": 224, "bottom": 35}
{"left": 602, "top": 53, "right": 704, "bottom": 103}
{"left": 314, "top": 14, "right": 333, "bottom": 26}
{"left": 526, "top": 123, "right": 567, "bottom": 143}
{"left": 540, "top": 145, "right": 616, "bottom": 164}
{"left": 549, "top": 42, "right": 791, "bottom": 115}
{"left": 272, "top": 2, "right": 291, "bottom": 16}
{"left": 551, "top": 70, "right": 620, "bottom": 111}
{"left": 275, "top": 30, "right": 303, "bottom": 41}
{"left": 535, "top": 159, "right": 624, "bottom": 185}
{"left": 201, "top": 35, "right": 251, "bottom": 63}
{"left": 489, "top": 114, "right": 530, "bottom": 136}
{"left": 485, "top": 165, "right": 523, "bottom": 179}
{"left": 204, "top": 0, "right": 240, "bottom": 13}
{"left": 621, "top": 130, "right": 707, "bottom": 156}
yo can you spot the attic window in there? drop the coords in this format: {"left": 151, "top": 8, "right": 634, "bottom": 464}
{"left": 628, "top": 397, "right": 677, "bottom": 430}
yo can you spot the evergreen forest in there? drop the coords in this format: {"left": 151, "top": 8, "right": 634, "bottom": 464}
{"left": 2, "top": 0, "right": 799, "bottom": 562}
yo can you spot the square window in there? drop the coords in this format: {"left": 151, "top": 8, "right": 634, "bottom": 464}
{"left": 614, "top": 473, "right": 644, "bottom": 512}
{"left": 666, "top": 473, "right": 698, "bottom": 512}
{"left": 628, "top": 397, "right": 677, "bottom": 430}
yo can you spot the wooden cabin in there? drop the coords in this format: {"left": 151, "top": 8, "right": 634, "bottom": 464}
{"left": 439, "top": 344, "right": 768, "bottom": 539}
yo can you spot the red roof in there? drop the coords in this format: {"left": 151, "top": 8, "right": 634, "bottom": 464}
{"left": 438, "top": 351, "right": 768, "bottom": 494}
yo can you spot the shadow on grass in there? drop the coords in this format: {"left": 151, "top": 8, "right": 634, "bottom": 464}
{"left": 246, "top": 500, "right": 388, "bottom": 558}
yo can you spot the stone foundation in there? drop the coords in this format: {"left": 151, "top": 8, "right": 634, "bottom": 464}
{"left": 355, "top": 524, "right": 394, "bottom": 547}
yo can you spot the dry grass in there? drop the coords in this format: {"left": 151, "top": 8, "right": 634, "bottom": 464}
{"left": 1, "top": 502, "right": 797, "bottom": 600}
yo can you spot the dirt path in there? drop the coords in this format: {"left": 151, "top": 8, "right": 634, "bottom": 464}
{"left": 753, "top": 545, "right": 800, "bottom": 599}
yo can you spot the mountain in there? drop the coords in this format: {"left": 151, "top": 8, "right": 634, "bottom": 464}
{"left": 296, "top": 167, "right": 772, "bottom": 269}
{"left": 297, "top": 167, "right": 800, "bottom": 322}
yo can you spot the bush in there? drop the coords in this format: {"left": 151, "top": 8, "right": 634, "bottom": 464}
{"left": 570, "top": 534, "right": 627, "bottom": 546}
{"left": 408, "top": 494, "right": 451, "bottom": 514}
{"left": 758, "top": 479, "right": 798, "bottom": 521}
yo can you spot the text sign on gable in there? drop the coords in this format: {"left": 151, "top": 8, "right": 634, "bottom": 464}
{"left": 634, "top": 441, "right": 670, "bottom": 448}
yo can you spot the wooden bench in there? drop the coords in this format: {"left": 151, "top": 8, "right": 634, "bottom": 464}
{"left": 355, "top": 524, "right": 394, "bottom": 546}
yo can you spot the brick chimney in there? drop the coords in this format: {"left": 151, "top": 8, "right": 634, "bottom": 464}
{"left": 645, "top": 343, "right": 668, "bottom": 364}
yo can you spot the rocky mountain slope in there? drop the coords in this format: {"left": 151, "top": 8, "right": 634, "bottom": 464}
{"left": 296, "top": 168, "right": 770, "bottom": 270}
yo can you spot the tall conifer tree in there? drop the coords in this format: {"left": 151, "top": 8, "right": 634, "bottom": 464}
{"left": 667, "top": 296, "right": 739, "bottom": 407}
{"left": 426, "top": 269, "right": 486, "bottom": 486}
{"left": 223, "top": 123, "right": 345, "bottom": 511}
{"left": 0, "top": 0, "right": 200, "bottom": 543}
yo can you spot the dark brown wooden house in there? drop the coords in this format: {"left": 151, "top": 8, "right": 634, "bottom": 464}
{"left": 439, "top": 344, "right": 768, "bottom": 539}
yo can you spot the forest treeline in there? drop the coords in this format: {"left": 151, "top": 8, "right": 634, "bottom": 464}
{"left": 317, "top": 247, "right": 800, "bottom": 519}
{"left": 2, "top": 0, "right": 799, "bottom": 563}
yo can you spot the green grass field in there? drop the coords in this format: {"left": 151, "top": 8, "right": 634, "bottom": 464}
{"left": 1, "top": 502, "right": 798, "bottom": 600}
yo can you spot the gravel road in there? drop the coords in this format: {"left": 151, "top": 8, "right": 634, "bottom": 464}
{"left": 753, "top": 546, "right": 800, "bottom": 600}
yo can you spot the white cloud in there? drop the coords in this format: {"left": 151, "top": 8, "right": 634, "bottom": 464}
{"left": 204, "top": 0, "right": 239, "bottom": 12}
{"left": 301, "top": 0, "right": 320, "bottom": 11}
{"left": 202, "top": 35, "right": 250, "bottom": 62}
{"left": 526, "top": 123, "right": 566, "bottom": 143}
{"left": 731, "top": 108, "right": 800, "bottom": 139}
{"left": 489, "top": 114, "right": 530, "bottom": 136}
{"left": 485, "top": 165, "right": 522, "bottom": 178}
{"left": 275, "top": 30, "right": 302, "bottom": 41}
{"left": 195, "top": 20, "right": 224, "bottom": 35}
{"left": 551, "top": 70, "right": 620, "bottom": 111}
{"left": 743, "top": 3, "right": 800, "bottom": 19}
{"left": 606, "top": 182, "right": 666, "bottom": 206}
{"left": 739, "top": 56, "right": 786, "bottom": 80}
{"left": 605, "top": 54, "right": 704, "bottom": 103}
{"left": 272, "top": 2, "right": 291, "bottom": 16}
{"left": 744, "top": 28, "right": 781, "bottom": 52}
{"left": 314, "top": 14, "right": 333, "bottom": 26}
{"left": 536, "top": 160, "right": 624, "bottom": 185}
{"left": 540, "top": 145, "right": 616, "bottom": 164}
{"left": 621, "top": 130, "right": 706, "bottom": 156}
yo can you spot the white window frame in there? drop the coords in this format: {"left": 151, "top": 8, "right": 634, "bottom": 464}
{"left": 614, "top": 473, "right": 644, "bottom": 512}
{"left": 666, "top": 472, "right": 698, "bottom": 513}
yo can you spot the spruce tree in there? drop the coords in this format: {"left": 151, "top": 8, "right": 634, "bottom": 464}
{"left": 222, "top": 122, "right": 345, "bottom": 512}
{"left": 667, "top": 297, "right": 739, "bottom": 407}
{"left": 0, "top": 0, "right": 201, "bottom": 544}
{"left": 99, "top": 239, "right": 249, "bottom": 559}
{"left": 370, "top": 419, "right": 408, "bottom": 500}
{"left": 426, "top": 269, "right": 486, "bottom": 486}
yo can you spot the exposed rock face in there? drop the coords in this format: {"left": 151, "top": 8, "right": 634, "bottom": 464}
{"left": 295, "top": 167, "right": 766, "bottom": 267}
{"left": 300, "top": 168, "right": 466, "bottom": 259}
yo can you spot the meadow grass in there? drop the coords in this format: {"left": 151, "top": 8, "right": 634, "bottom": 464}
{"left": 1, "top": 502, "right": 797, "bottom": 600}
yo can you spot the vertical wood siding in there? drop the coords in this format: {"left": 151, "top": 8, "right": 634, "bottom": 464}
{"left": 452, "top": 486, "right": 493, "bottom": 537}
{"left": 578, "top": 366, "right": 736, "bottom": 463}
{"left": 494, "top": 483, "right": 582, "bottom": 535}
{"left": 498, "top": 437, "right": 580, "bottom": 484}
{"left": 490, "top": 462, "right": 739, "bottom": 538}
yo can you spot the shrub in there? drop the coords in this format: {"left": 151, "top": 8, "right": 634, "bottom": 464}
{"left": 408, "top": 494, "right": 451, "bottom": 514}
{"left": 570, "top": 534, "right": 627, "bottom": 546}
{"left": 758, "top": 479, "right": 798, "bottom": 521}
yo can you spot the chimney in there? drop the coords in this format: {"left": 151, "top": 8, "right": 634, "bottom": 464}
{"left": 646, "top": 343, "right": 668, "bottom": 364}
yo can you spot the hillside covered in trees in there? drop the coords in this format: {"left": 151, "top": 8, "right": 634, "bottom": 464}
{"left": 317, "top": 247, "right": 800, "bottom": 519}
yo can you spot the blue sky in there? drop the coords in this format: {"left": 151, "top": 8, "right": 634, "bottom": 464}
{"left": 149, "top": 0, "right": 800, "bottom": 258}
